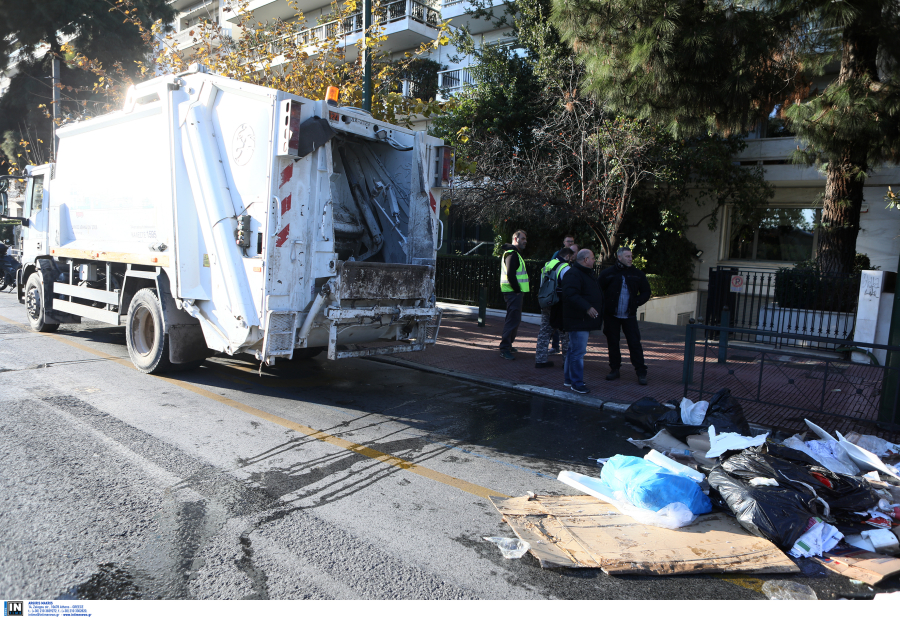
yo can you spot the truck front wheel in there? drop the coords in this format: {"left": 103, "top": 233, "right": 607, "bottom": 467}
{"left": 24, "top": 273, "right": 59, "bottom": 333}
{"left": 126, "top": 288, "right": 171, "bottom": 374}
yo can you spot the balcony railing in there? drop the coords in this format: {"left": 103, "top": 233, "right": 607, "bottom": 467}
{"left": 442, "top": 0, "right": 468, "bottom": 6}
{"left": 171, "top": 27, "right": 202, "bottom": 49}
{"left": 437, "top": 67, "right": 476, "bottom": 93}
{"left": 246, "top": 0, "right": 440, "bottom": 57}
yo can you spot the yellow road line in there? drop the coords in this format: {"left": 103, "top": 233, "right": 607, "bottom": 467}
{"left": 0, "top": 311, "right": 507, "bottom": 500}
{"left": 714, "top": 574, "right": 765, "bottom": 594}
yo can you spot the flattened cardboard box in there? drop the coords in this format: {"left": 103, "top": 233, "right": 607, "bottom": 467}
{"left": 813, "top": 546, "right": 900, "bottom": 585}
{"left": 490, "top": 494, "right": 798, "bottom": 576}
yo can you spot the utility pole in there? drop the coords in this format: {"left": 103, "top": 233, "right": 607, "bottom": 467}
{"left": 52, "top": 57, "right": 60, "bottom": 161}
{"left": 362, "top": 0, "right": 372, "bottom": 112}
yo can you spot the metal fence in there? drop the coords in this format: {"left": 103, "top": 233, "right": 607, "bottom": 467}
{"left": 683, "top": 323, "right": 900, "bottom": 438}
{"left": 703, "top": 266, "right": 860, "bottom": 350}
{"left": 435, "top": 255, "right": 547, "bottom": 314}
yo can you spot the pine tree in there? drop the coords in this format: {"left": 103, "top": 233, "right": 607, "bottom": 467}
{"left": 551, "top": 0, "right": 900, "bottom": 273}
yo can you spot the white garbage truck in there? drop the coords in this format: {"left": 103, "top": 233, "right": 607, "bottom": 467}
{"left": 2, "top": 65, "right": 449, "bottom": 373}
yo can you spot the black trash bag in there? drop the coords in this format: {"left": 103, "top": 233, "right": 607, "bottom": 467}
{"left": 707, "top": 465, "right": 821, "bottom": 548}
{"left": 720, "top": 444, "right": 879, "bottom": 516}
{"left": 651, "top": 407, "right": 706, "bottom": 440}
{"left": 624, "top": 397, "right": 668, "bottom": 433}
{"left": 704, "top": 388, "right": 752, "bottom": 436}
{"left": 651, "top": 388, "right": 751, "bottom": 440}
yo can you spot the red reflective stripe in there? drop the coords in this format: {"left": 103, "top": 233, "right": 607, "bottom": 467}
{"left": 275, "top": 224, "right": 290, "bottom": 247}
{"left": 281, "top": 194, "right": 292, "bottom": 215}
{"left": 279, "top": 164, "right": 293, "bottom": 188}
{"left": 429, "top": 191, "right": 436, "bottom": 212}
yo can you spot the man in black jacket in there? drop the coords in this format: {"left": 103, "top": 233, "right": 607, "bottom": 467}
{"left": 561, "top": 249, "right": 604, "bottom": 394}
{"left": 598, "top": 247, "right": 652, "bottom": 385}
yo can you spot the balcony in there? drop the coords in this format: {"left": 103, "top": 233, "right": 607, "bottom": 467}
{"left": 245, "top": 0, "right": 441, "bottom": 62}
{"left": 437, "top": 66, "right": 475, "bottom": 96}
{"left": 441, "top": 0, "right": 509, "bottom": 35}
{"left": 169, "top": 24, "right": 231, "bottom": 52}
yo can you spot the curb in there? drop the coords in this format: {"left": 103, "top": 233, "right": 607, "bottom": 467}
{"left": 367, "top": 355, "right": 631, "bottom": 413}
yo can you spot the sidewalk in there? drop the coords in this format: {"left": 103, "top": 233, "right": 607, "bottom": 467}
{"left": 386, "top": 310, "right": 900, "bottom": 440}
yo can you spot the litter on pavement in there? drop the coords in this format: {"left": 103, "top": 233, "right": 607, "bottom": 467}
{"left": 487, "top": 387, "right": 900, "bottom": 588}
{"left": 488, "top": 494, "right": 798, "bottom": 574}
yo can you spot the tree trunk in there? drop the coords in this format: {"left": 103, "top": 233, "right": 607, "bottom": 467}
{"left": 818, "top": 152, "right": 865, "bottom": 273}
{"left": 815, "top": 22, "right": 877, "bottom": 273}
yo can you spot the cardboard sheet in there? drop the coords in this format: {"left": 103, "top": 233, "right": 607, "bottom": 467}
{"left": 490, "top": 494, "right": 799, "bottom": 576}
{"left": 813, "top": 547, "right": 900, "bottom": 585}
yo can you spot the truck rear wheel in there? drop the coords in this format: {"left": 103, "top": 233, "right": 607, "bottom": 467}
{"left": 24, "top": 273, "right": 59, "bottom": 333}
{"left": 126, "top": 288, "right": 171, "bottom": 374}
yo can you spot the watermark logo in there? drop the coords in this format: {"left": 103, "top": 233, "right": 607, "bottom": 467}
{"left": 3, "top": 601, "right": 23, "bottom": 616}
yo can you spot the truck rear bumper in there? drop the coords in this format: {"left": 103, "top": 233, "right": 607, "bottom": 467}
{"left": 323, "top": 305, "right": 442, "bottom": 360}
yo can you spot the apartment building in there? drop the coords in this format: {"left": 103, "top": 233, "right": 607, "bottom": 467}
{"left": 164, "top": 0, "right": 510, "bottom": 107}
{"left": 166, "top": 0, "right": 231, "bottom": 53}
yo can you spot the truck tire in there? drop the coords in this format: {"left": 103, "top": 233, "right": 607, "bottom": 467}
{"left": 24, "top": 273, "right": 59, "bottom": 332}
{"left": 126, "top": 288, "right": 172, "bottom": 374}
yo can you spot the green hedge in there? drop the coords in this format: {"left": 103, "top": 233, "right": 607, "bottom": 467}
{"left": 773, "top": 267, "right": 860, "bottom": 312}
{"left": 646, "top": 273, "right": 692, "bottom": 298}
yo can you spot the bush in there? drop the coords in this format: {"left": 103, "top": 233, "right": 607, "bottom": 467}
{"left": 646, "top": 273, "right": 692, "bottom": 298}
{"left": 774, "top": 252, "right": 874, "bottom": 311}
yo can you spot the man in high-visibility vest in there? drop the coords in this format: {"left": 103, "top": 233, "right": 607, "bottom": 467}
{"left": 499, "top": 229, "right": 529, "bottom": 360}
{"left": 534, "top": 245, "right": 577, "bottom": 368}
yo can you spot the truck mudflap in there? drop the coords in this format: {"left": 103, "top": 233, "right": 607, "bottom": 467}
{"left": 323, "top": 305, "right": 442, "bottom": 360}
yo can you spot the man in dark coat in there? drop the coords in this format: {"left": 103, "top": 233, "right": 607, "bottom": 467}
{"left": 598, "top": 247, "right": 652, "bottom": 385}
{"left": 561, "top": 249, "right": 604, "bottom": 394}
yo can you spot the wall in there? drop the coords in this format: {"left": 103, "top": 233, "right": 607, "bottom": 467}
{"left": 683, "top": 147, "right": 900, "bottom": 292}
{"left": 639, "top": 291, "right": 698, "bottom": 325}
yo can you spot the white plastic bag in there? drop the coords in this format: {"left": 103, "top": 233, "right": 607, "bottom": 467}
{"left": 782, "top": 434, "right": 860, "bottom": 476}
{"left": 679, "top": 397, "right": 709, "bottom": 425}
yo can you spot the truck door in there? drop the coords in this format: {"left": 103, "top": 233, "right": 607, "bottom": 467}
{"left": 21, "top": 168, "right": 50, "bottom": 260}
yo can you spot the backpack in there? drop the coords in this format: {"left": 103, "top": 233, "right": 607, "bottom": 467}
{"left": 538, "top": 262, "right": 565, "bottom": 309}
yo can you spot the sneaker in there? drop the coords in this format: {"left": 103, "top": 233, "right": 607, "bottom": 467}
{"left": 563, "top": 380, "right": 572, "bottom": 387}
{"left": 638, "top": 374, "right": 648, "bottom": 386}
{"left": 605, "top": 369, "right": 620, "bottom": 381}
{"left": 548, "top": 348, "right": 561, "bottom": 355}
{"left": 535, "top": 361, "right": 554, "bottom": 369}
{"left": 571, "top": 384, "right": 591, "bottom": 394}
{"left": 510, "top": 347, "right": 518, "bottom": 353}
{"left": 500, "top": 350, "right": 515, "bottom": 361}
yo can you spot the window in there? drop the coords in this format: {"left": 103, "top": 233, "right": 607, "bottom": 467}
{"left": 728, "top": 207, "right": 819, "bottom": 262}
{"left": 677, "top": 312, "right": 693, "bottom": 326}
{"left": 24, "top": 175, "right": 43, "bottom": 217}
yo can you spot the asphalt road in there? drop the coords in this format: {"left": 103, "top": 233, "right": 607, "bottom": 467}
{"left": 0, "top": 292, "right": 892, "bottom": 601}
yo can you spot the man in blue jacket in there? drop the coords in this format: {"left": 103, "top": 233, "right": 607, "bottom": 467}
{"left": 562, "top": 249, "right": 604, "bottom": 394}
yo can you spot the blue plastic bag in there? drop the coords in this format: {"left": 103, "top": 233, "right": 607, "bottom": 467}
{"left": 600, "top": 455, "right": 712, "bottom": 515}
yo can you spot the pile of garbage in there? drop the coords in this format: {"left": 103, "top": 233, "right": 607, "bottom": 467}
{"left": 566, "top": 388, "right": 900, "bottom": 561}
